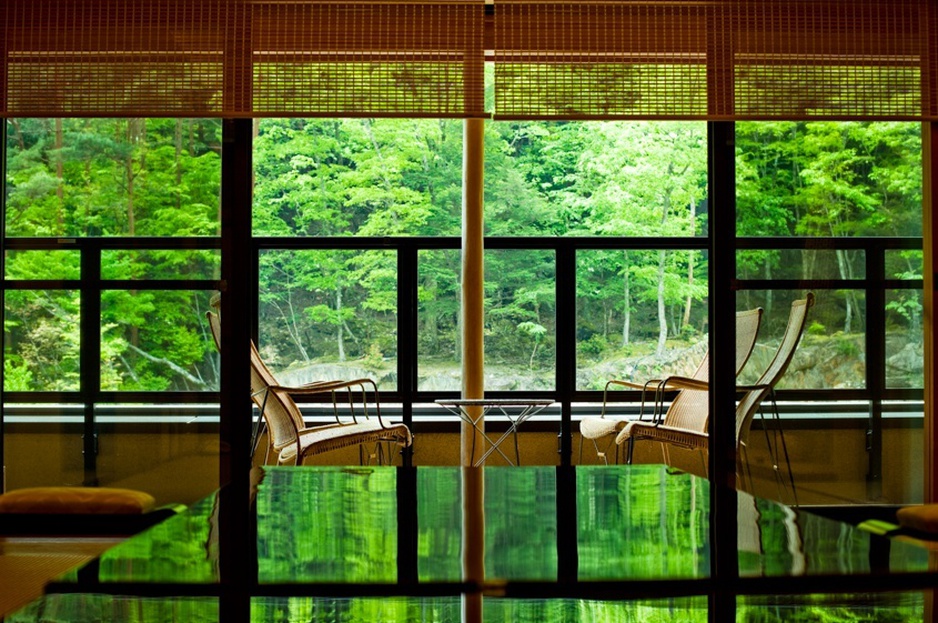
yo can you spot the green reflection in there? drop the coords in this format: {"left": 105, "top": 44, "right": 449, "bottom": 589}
{"left": 738, "top": 592, "right": 925, "bottom": 622}
{"left": 8, "top": 595, "right": 217, "bottom": 623}
{"left": 27, "top": 465, "right": 931, "bottom": 601}
{"left": 98, "top": 495, "right": 219, "bottom": 583}
{"left": 485, "top": 467, "right": 557, "bottom": 581}
{"left": 417, "top": 466, "right": 461, "bottom": 581}
{"left": 485, "top": 597, "right": 708, "bottom": 623}
{"left": 257, "top": 467, "right": 398, "bottom": 583}
{"left": 577, "top": 465, "right": 710, "bottom": 580}
{"left": 251, "top": 597, "right": 460, "bottom": 623}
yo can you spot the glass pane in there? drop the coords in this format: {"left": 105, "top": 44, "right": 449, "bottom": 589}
{"left": 886, "top": 249, "right": 922, "bottom": 280}
{"left": 257, "top": 250, "right": 398, "bottom": 390}
{"left": 4, "top": 290, "right": 80, "bottom": 391}
{"left": 737, "top": 249, "right": 864, "bottom": 280}
{"left": 485, "top": 121, "right": 707, "bottom": 237}
{"left": 736, "top": 122, "right": 922, "bottom": 237}
{"left": 886, "top": 289, "right": 923, "bottom": 389}
{"left": 578, "top": 250, "right": 709, "bottom": 391}
{"left": 253, "top": 118, "right": 463, "bottom": 237}
{"left": 485, "top": 249, "right": 555, "bottom": 391}
{"left": 100, "top": 290, "right": 218, "bottom": 391}
{"left": 4, "top": 250, "right": 80, "bottom": 280}
{"left": 417, "top": 249, "right": 461, "bottom": 392}
{"left": 100, "top": 250, "right": 220, "bottom": 280}
{"left": 736, "top": 290, "right": 865, "bottom": 390}
{"left": 5, "top": 119, "right": 222, "bottom": 238}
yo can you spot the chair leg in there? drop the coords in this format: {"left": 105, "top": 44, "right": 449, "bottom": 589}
{"left": 776, "top": 421, "right": 798, "bottom": 506}
{"left": 768, "top": 391, "right": 797, "bottom": 505}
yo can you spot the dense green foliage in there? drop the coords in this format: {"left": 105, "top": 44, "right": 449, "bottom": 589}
{"left": 4, "top": 119, "right": 922, "bottom": 392}
{"left": 5, "top": 118, "right": 221, "bottom": 391}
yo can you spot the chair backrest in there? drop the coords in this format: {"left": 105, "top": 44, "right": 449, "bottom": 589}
{"left": 735, "top": 307, "right": 763, "bottom": 377}
{"left": 734, "top": 293, "right": 814, "bottom": 447}
{"left": 206, "top": 310, "right": 222, "bottom": 353}
{"left": 207, "top": 301, "right": 304, "bottom": 457}
{"left": 661, "top": 308, "right": 762, "bottom": 434}
{"left": 660, "top": 351, "right": 710, "bottom": 432}
{"left": 250, "top": 340, "right": 306, "bottom": 455}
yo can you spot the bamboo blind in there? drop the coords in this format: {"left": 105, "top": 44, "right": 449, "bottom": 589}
{"left": 1, "top": 0, "right": 937, "bottom": 120}
{"left": 494, "top": 1, "right": 710, "bottom": 119}
{"left": 1, "top": 0, "right": 486, "bottom": 118}
{"left": 494, "top": 0, "right": 938, "bottom": 120}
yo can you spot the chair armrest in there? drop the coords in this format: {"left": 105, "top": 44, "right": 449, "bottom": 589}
{"left": 658, "top": 376, "right": 709, "bottom": 392}
{"left": 605, "top": 378, "right": 662, "bottom": 391}
{"left": 735, "top": 383, "right": 770, "bottom": 392}
{"left": 602, "top": 378, "right": 664, "bottom": 421}
{"left": 270, "top": 379, "right": 389, "bottom": 428}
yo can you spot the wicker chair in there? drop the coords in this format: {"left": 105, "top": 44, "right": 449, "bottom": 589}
{"left": 617, "top": 294, "right": 814, "bottom": 498}
{"left": 579, "top": 308, "right": 763, "bottom": 464}
{"left": 206, "top": 306, "right": 412, "bottom": 466}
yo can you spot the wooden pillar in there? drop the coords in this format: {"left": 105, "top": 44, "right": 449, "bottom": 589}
{"left": 924, "top": 121, "right": 937, "bottom": 507}
{"left": 462, "top": 117, "right": 486, "bottom": 451}
{"left": 461, "top": 118, "right": 485, "bottom": 623}
{"left": 923, "top": 120, "right": 938, "bottom": 623}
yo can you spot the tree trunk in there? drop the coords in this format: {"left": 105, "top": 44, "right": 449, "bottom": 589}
{"left": 622, "top": 250, "right": 631, "bottom": 347}
{"left": 175, "top": 119, "right": 184, "bottom": 211}
{"left": 764, "top": 261, "right": 773, "bottom": 317}
{"left": 656, "top": 250, "right": 668, "bottom": 357}
{"left": 834, "top": 249, "right": 854, "bottom": 333}
{"left": 336, "top": 285, "right": 346, "bottom": 362}
{"left": 682, "top": 200, "right": 696, "bottom": 329}
{"left": 425, "top": 273, "right": 439, "bottom": 350}
{"left": 125, "top": 119, "right": 142, "bottom": 236}
{"left": 55, "top": 118, "right": 64, "bottom": 229}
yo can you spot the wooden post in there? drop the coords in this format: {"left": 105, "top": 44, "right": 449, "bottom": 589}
{"left": 924, "top": 121, "right": 937, "bottom": 507}
{"left": 461, "top": 117, "right": 485, "bottom": 623}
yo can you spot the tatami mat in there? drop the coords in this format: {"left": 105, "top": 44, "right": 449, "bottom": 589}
{"left": 0, "top": 538, "right": 118, "bottom": 618}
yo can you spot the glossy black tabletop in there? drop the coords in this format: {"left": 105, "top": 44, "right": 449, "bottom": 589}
{"left": 9, "top": 465, "right": 934, "bottom": 622}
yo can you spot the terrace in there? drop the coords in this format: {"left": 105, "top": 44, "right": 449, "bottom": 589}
{"left": 1, "top": 1, "right": 937, "bottom": 622}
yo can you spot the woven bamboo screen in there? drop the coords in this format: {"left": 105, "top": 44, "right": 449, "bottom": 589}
{"left": 494, "top": 0, "right": 938, "bottom": 120}
{"left": 1, "top": 0, "right": 486, "bottom": 118}
{"left": 2, "top": 0, "right": 936, "bottom": 120}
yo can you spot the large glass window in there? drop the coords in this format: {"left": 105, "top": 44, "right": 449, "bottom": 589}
{"left": 3, "top": 117, "right": 222, "bottom": 504}
{"left": 257, "top": 249, "right": 398, "bottom": 389}
{"left": 735, "top": 122, "right": 923, "bottom": 507}
{"left": 253, "top": 118, "right": 463, "bottom": 238}
{"left": 5, "top": 118, "right": 221, "bottom": 238}
{"left": 485, "top": 121, "right": 707, "bottom": 238}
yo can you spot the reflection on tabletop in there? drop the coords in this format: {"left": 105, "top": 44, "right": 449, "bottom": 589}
{"left": 8, "top": 465, "right": 931, "bottom": 622}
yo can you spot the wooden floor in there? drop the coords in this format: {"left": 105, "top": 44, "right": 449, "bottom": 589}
{"left": 0, "top": 537, "right": 120, "bottom": 618}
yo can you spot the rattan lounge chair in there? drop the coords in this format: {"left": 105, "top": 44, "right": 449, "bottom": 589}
{"left": 206, "top": 305, "right": 412, "bottom": 466}
{"left": 579, "top": 308, "right": 763, "bottom": 464}
{"left": 617, "top": 294, "right": 814, "bottom": 498}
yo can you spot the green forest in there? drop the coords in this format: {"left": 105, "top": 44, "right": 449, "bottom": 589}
{"left": 3, "top": 118, "right": 923, "bottom": 393}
